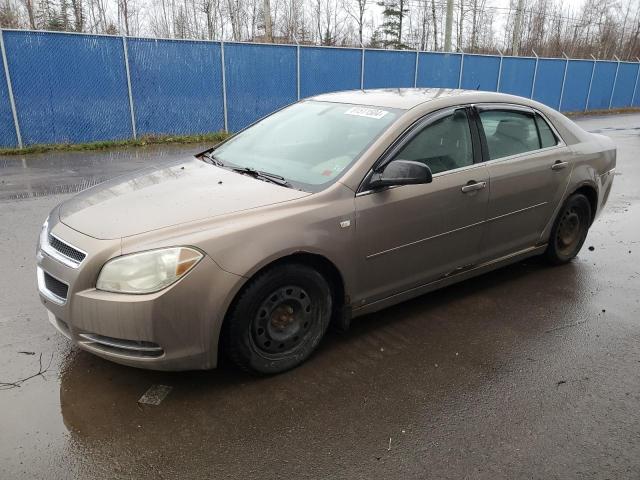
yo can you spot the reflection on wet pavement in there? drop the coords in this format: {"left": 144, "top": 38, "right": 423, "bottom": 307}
{"left": 1, "top": 117, "right": 639, "bottom": 479}
{"left": 0, "top": 143, "right": 209, "bottom": 200}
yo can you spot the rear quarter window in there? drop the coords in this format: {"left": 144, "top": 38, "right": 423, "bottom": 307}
{"left": 535, "top": 113, "right": 558, "bottom": 148}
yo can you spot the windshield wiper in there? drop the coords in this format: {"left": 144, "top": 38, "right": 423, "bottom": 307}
{"left": 201, "top": 152, "right": 225, "bottom": 167}
{"left": 231, "top": 167, "right": 292, "bottom": 188}
{"left": 202, "top": 155, "right": 292, "bottom": 188}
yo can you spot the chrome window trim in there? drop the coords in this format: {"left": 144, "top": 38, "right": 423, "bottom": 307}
{"left": 36, "top": 267, "right": 68, "bottom": 305}
{"left": 356, "top": 185, "right": 398, "bottom": 197}
{"left": 41, "top": 233, "right": 87, "bottom": 269}
{"left": 430, "top": 160, "right": 487, "bottom": 178}
{"left": 478, "top": 143, "right": 569, "bottom": 168}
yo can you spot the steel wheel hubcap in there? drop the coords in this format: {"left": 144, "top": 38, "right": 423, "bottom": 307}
{"left": 557, "top": 209, "right": 581, "bottom": 253}
{"left": 252, "top": 286, "right": 313, "bottom": 354}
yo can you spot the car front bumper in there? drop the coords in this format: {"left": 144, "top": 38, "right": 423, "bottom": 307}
{"left": 37, "top": 221, "right": 243, "bottom": 371}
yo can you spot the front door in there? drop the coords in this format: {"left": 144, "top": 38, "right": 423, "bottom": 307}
{"left": 353, "top": 107, "right": 490, "bottom": 307}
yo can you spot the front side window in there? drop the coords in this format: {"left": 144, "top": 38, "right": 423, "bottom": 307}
{"left": 479, "top": 110, "right": 540, "bottom": 160}
{"left": 213, "top": 101, "right": 400, "bottom": 191}
{"left": 394, "top": 109, "right": 473, "bottom": 175}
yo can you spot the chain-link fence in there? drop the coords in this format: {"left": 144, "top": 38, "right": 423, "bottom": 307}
{"left": 1, "top": 28, "right": 640, "bottom": 149}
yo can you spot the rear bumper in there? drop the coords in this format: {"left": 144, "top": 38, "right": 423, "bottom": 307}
{"left": 37, "top": 221, "right": 243, "bottom": 371}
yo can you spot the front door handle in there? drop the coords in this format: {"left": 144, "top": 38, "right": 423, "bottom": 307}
{"left": 551, "top": 160, "right": 569, "bottom": 171}
{"left": 461, "top": 181, "right": 487, "bottom": 193}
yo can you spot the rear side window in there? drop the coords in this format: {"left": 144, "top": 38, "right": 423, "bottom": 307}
{"left": 535, "top": 113, "right": 558, "bottom": 148}
{"left": 395, "top": 109, "right": 473, "bottom": 175}
{"left": 479, "top": 110, "right": 540, "bottom": 160}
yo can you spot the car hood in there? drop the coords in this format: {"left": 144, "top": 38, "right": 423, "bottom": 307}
{"left": 59, "top": 158, "right": 310, "bottom": 240}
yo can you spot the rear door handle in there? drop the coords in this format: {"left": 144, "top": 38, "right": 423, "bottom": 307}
{"left": 461, "top": 181, "right": 487, "bottom": 193}
{"left": 551, "top": 161, "right": 569, "bottom": 171}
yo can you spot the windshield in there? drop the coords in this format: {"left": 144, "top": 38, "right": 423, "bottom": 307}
{"left": 212, "top": 101, "right": 401, "bottom": 192}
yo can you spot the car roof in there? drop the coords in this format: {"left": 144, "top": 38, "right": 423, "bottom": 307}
{"left": 310, "top": 88, "right": 527, "bottom": 110}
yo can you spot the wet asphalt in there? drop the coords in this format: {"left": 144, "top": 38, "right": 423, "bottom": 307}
{"left": 0, "top": 115, "right": 639, "bottom": 479}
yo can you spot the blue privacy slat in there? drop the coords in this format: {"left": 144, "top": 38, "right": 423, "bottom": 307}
{"left": 611, "top": 63, "right": 638, "bottom": 108}
{"left": 363, "top": 50, "right": 415, "bottom": 88}
{"left": 127, "top": 38, "right": 224, "bottom": 135}
{"left": 2, "top": 29, "right": 640, "bottom": 148}
{"left": 0, "top": 37, "right": 17, "bottom": 148}
{"left": 224, "top": 43, "right": 297, "bottom": 132}
{"left": 587, "top": 61, "right": 617, "bottom": 110}
{"left": 416, "top": 52, "right": 461, "bottom": 88}
{"left": 560, "top": 60, "right": 592, "bottom": 112}
{"left": 461, "top": 54, "right": 500, "bottom": 91}
{"left": 300, "top": 47, "right": 361, "bottom": 98}
{"left": 3, "top": 30, "right": 132, "bottom": 145}
{"left": 532, "top": 59, "right": 565, "bottom": 109}
{"left": 499, "top": 57, "right": 535, "bottom": 97}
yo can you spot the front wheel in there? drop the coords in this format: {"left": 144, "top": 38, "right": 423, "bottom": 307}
{"left": 545, "top": 193, "right": 592, "bottom": 265}
{"left": 223, "top": 263, "right": 332, "bottom": 375}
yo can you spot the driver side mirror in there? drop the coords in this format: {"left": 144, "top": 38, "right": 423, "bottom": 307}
{"left": 368, "top": 160, "right": 433, "bottom": 190}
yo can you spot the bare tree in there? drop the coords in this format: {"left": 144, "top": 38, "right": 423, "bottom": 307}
{"left": 18, "top": 0, "right": 37, "bottom": 28}
{"left": 431, "top": 0, "right": 438, "bottom": 50}
{"left": 1, "top": 0, "right": 21, "bottom": 27}
{"left": 2, "top": 0, "right": 640, "bottom": 62}
{"left": 118, "top": 0, "right": 130, "bottom": 34}
{"left": 342, "top": 0, "right": 366, "bottom": 45}
{"left": 69, "top": 0, "right": 83, "bottom": 30}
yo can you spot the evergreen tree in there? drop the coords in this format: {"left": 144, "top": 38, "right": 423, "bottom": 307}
{"left": 376, "top": 0, "right": 409, "bottom": 49}
{"left": 368, "top": 29, "right": 383, "bottom": 48}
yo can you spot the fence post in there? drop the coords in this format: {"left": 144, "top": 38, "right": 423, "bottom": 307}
{"left": 122, "top": 36, "right": 137, "bottom": 140}
{"left": 608, "top": 55, "right": 620, "bottom": 110}
{"left": 360, "top": 42, "right": 365, "bottom": 89}
{"left": 496, "top": 49, "right": 503, "bottom": 92}
{"left": 631, "top": 58, "right": 640, "bottom": 107}
{"left": 0, "top": 29, "right": 22, "bottom": 148}
{"left": 220, "top": 41, "right": 228, "bottom": 132}
{"left": 530, "top": 49, "right": 539, "bottom": 99}
{"left": 293, "top": 35, "right": 300, "bottom": 100}
{"left": 413, "top": 47, "right": 419, "bottom": 88}
{"left": 458, "top": 51, "right": 464, "bottom": 88}
{"left": 558, "top": 52, "right": 569, "bottom": 111}
{"left": 585, "top": 55, "right": 596, "bottom": 112}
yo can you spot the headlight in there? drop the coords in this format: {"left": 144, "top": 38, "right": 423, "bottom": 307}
{"left": 96, "top": 247, "right": 203, "bottom": 294}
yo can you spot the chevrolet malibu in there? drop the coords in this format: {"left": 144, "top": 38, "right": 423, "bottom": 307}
{"left": 36, "top": 89, "right": 616, "bottom": 374}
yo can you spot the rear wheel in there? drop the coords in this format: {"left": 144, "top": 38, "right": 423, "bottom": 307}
{"left": 545, "top": 193, "right": 592, "bottom": 265}
{"left": 223, "top": 263, "right": 332, "bottom": 375}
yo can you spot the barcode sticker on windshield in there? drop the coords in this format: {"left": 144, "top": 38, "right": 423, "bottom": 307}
{"left": 344, "top": 107, "right": 389, "bottom": 119}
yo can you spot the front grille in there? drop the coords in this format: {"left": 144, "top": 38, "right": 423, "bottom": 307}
{"left": 48, "top": 234, "right": 86, "bottom": 263}
{"left": 43, "top": 272, "right": 68, "bottom": 300}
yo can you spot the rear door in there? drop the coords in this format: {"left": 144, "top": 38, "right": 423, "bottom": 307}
{"left": 473, "top": 105, "right": 572, "bottom": 261}
{"left": 353, "top": 107, "right": 490, "bottom": 305}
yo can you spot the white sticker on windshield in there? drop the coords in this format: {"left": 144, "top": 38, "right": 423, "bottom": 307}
{"left": 344, "top": 107, "right": 389, "bottom": 119}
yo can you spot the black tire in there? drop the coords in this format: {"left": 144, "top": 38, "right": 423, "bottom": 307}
{"left": 545, "top": 193, "right": 592, "bottom": 265}
{"left": 223, "top": 263, "right": 332, "bottom": 375}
